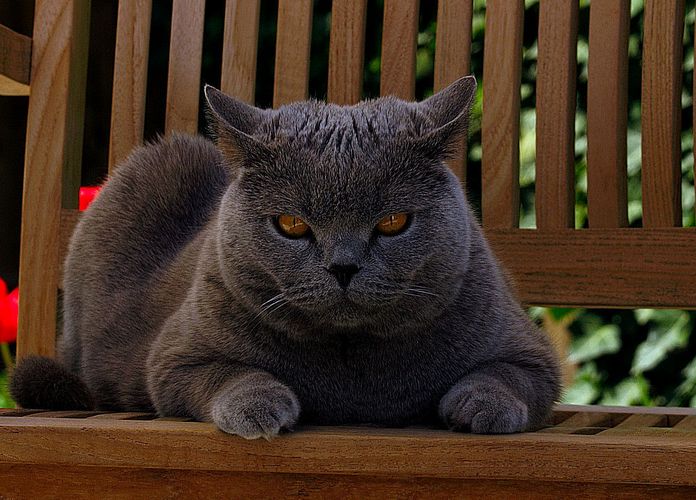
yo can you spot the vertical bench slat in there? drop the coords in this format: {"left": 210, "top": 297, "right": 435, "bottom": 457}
{"left": 222, "top": 0, "right": 260, "bottom": 104}
{"left": 433, "top": 0, "right": 472, "bottom": 184}
{"left": 165, "top": 0, "right": 205, "bottom": 134}
{"left": 535, "top": 0, "right": 577, "bottom": 229}
{"left": 641, "top": 0, "right": 685, "bottom": 227}
{"left": 273, "top": 0, "right": 313, "bottom": 107}
{"left": 586, "top": 0, "right": 630, "bottom": 228}
{"left": 18, "top": 0, "right": 90, "bottom": 360}
{"left": 481, "top": 0, "right": 524, "bottom": 228}
{"left": 327, "top": 0, "right": 367, "bottom": 105}
{"left": 380, "top": 0, "right": 418, "bottom": 100}
{"left": 109, "top": 0, "right": 152, "bottom": 173}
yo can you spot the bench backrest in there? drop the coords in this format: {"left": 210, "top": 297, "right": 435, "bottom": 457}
{"left": 10, "top": 0, "right": 696, "bottom": 360}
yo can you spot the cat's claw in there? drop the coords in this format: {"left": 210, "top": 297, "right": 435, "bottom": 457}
{"left": 211, "top": 381, "right": 300, "bottom": 439}
{"left": 439, "top": 378, "right": 528, "bottom": 434}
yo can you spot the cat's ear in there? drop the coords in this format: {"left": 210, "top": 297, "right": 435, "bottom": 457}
{"left": 204, "top": 85, "right": 272, "bottom": 165}
{"left": 413, "top": 75, "right": 477, "bottom": 159}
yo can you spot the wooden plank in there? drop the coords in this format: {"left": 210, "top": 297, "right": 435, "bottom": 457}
{"left": 18, "top": 0, "right": 90, "bottom": 361}
{"left": 0, "top": 74, "right": 30, "bottom": 95}
{"left": 88, "top": 412, "right": 155, "bottom": 420}
{"left": 641, "top": 0, "right": 685, "bottom": 227}
{"left": 1, "top": 465, "right": 695, "bottom": 499}
{"left": 0, "top": 418, "right": 695, "bottom": 485}
{"left": 434, "top": 0, "right": 473, "bottom": 184}
{"left": 108, "top": 0, "right": 152, "bottom": 172}
{"left": 327, "top": 0, "right": 367, "bottom": 105}
{"left": 596, "top": 414, "right": 668, "bottom": 437}
{"left": 553, "top": 404, "right": 696, "bottom": 417}
{"left": 0, "top": 409, "right": 45, "bottom": 417}
{"left": 674, "top": 416, "right": 696, "bottom": 430}
{"left": 273, "top": 0, "right": 313, "bottom": 107}
{"left": 24, "top": 411, "right": 102, "bottom": 418}
{"left": 586, "top": 0, "right": 630, "bottom": 228}
{"left": 485, "top": 228, "right": 696, "bottom": 309}
{"left": 481, "top": 0, "right": 524, "bottom": 228}
{"left": 535, "top": 1, "right": 577, "bottom": 229}
{"left": 554, "top": 412, "right": 625, "bottom": 429}
{"left": 221, "top": 0, "right": 260, "bottom": 103}
{"left": 380, "top": 0, "right": 419, "bottom": 100}
{"left": 164, "top": 0, "right": 205, "bottom": 134}
{"left": 0, "top": 23, "right": 32, "bottom": 93}
{"left": 612, "top": 414, "right": 668, "bottom": 428}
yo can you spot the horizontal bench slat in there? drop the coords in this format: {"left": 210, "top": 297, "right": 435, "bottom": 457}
{"left": 487, "top": 228, "right": 696, "bottom": 308}
{"left": 0, "top": 413, "right": 695, "bottom": 485}
{"left": 2, "top": 464, "right": 694, "bottom": 498}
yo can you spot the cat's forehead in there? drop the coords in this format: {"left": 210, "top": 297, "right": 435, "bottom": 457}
{"left": 257, "top": 97, "right": 432, "bottom": 153}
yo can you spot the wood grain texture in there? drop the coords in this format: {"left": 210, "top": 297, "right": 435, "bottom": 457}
{"left": 675, "top": 416, "right": 696, "bottom": 430}
{"left": 535, "top": 0, "right": 577, "bottom": 229}
{"left": 380, "top": 0, "right": 418, "bottom": 100}
{"left": 586, "top": 0, "right": 630, "bottom": 228}
{"left": 0, "top": 74, "right": 30, "bottom": 95}
{"left": 327, "top": 0, "right": 367, "bottom": 104}
{"left": 109, "top": 0, "right": 152, "bottom": 172}
{"left": 221, "top": 0, "right": 260, "bottom": 103}
{"left": 486, "top": 228, "right": 696, "bottom": 309}
{"left": 0, "top": 413, "right": 695, "bottom": 486}
{"left": 481, "top": 0, "right": 524, "bottom": 228}
{"left": 18, "top": 0, "right": 90, "bottom": 361}
{"left": 164, "top": 0, "right": 205, "bottom": 134}
{"left": 641, "top": 0, "right": 685, "bottom": 227}
{"left": 1, "top": 465, "right": 695, "bottom": 499}
{"left": 0, "top": 23, "right": 32, "bottom": 93}
{"left": 273, "top": 0, "right": 313, "bottom": 107}
{"left": 434, "top": 0, "right": 473, "bottom": 184}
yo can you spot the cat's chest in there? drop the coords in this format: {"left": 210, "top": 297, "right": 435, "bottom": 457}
{"left": 263, "top": 335, "right": 463, "bottom": 425}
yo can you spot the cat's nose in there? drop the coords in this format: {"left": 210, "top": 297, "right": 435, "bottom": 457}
{"left": 327, "top": 263, "right": 361, "bottom": 289}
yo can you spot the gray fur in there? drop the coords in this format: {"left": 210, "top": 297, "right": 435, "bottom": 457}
{"left": 24, "top": 76, "right": 560, "bottom": 437}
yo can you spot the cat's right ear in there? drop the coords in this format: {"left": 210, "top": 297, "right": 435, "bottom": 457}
{"left": 204, "top": 85, "right": 272, "bottom": 166}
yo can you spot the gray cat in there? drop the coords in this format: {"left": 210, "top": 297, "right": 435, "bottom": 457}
{"left": 12, "top": 76, "right": 560, "bottom": 438}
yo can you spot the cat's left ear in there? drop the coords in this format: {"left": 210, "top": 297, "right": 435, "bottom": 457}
{"left": 413, "top": 75, "right": 477, "bottom": 159}
{"left": 204, "top": 85, "right": 273, "bottom": 166}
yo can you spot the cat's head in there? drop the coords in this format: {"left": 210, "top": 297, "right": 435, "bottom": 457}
{"left": 205, "top": 77, "right": 477, "bottom": 340}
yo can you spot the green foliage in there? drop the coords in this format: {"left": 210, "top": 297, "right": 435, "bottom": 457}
{"left": 0, "top": 371, "right": 13, "bottom": 409}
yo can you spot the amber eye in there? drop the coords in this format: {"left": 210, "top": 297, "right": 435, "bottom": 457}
{"left": 376, "top": 213, "right": 409, "bottom": 236}
{"left": 277, "top": 214, "right": 310, "bottom": 238}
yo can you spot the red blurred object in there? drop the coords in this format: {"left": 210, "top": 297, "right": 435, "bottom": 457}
{"left": 0, "top": 285, "right": 18, "bottom": 344}
{"left": 79, "top": 186, "right": 102, "bottom": 211}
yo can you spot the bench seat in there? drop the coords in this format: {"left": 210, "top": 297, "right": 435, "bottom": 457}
{"left": 1, "top": 404, "right": 695, "bottom": 497}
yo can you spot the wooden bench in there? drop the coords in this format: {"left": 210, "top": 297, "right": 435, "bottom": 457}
{"left": 2, "top": 0, "right": 695, "bottom": 496}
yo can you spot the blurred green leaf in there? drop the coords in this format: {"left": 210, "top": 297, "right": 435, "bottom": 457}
{"left": 568, "top": 324, "right": 621, "bottom": 364}
{"left": 600, "top": 375, "right": 652, "bottom": 406}
{"left": 561, "top": 363, "right": 602, "bottom": 405}
{"left": 0, "top": 371, "right": 14, "bottom": 409}
{"left": 631, "top": 313, "right": 690, "bottom": 374}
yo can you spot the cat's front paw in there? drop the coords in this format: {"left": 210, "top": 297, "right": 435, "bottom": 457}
{"left": 211, "top": 376, "right": 300, "bottom": 440}
{"left": 439, "top": 378, "right": 528, "bottom": 434}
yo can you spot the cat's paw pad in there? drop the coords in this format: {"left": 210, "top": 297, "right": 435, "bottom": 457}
{"left": 439, "top": 380, "right": 528, "bottom": 434}
{"left": 211, "top": 380, "right": 300, "bottom": 440}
